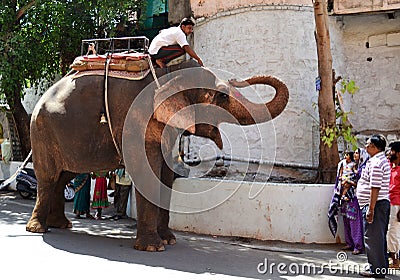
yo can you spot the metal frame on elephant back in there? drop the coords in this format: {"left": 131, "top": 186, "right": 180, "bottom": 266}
{"left": 80, "top": 36, "right": 150, "bottom": 56}
{"left": 72, "top": 37, "right": 152, "bottom": 73}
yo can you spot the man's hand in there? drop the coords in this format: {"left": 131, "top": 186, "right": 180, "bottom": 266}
{"left": 183, "top": 45, "right": 203, "bottom": 67}
{"left": 396, "top": 208, "right": 400, "bottom": 222}
{"left": 367, "top": 188, "right": 379, "bottom": 224}
{"left": 366, "top": 208, "right": 374, "bottom": 224}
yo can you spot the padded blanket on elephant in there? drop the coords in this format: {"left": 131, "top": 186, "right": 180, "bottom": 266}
{"left": 70, "top": 53, "right": 150, "bottom": 72}
{"left": 71, "top": 69, "right": 151, "bottom": 81}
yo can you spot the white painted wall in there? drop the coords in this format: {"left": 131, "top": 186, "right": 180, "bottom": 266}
{"left": 127, "top": 177, "right": 342, "bottom": 243}
{"left": 169, "top": 178, "right": 342, "bottom": 243}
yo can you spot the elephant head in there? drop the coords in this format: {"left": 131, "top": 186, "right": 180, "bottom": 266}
{"left": 152, "top": 64, "right": 289, "bottom": 149}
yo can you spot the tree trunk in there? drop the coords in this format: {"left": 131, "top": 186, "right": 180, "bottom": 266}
{"left": 313, "top": 0, "right": 339, "bottom": 183}
{"left": 11, "top": 89, "right": 31, "bottom": 160}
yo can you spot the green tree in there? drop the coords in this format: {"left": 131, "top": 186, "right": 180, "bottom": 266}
{"left": 321, "top": 78, "right": 359, "bottom": 151}
{"left": 0, "top": 0, "right": 145, "bottom": 158}
{"left": 313, "top": 1, "right": 361, "bottom": 183}
{"left": 313, "top": 0, "right": 340, "bottom": 183}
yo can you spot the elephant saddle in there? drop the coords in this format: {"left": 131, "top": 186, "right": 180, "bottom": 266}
{"left": 70, "top": 52, "right": 150, "bottom": 73}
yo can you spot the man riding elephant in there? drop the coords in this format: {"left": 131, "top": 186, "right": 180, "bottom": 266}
{"left": 149, "top": 17, "right": 203, "bottom": 68}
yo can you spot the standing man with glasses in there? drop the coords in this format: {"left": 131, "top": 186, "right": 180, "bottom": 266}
{"left": 357, "top": 134, "right": 391, "bottom": 278}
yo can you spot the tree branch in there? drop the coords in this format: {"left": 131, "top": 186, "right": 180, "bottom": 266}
{"left": 16, "top": 1, "right": 37, "bottom": 21}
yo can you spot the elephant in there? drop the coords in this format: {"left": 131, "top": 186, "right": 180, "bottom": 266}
{"left": 26, "top": 59, "right": 289, "bottom": 252}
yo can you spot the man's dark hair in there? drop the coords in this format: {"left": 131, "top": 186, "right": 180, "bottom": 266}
{"left": 368, "top": 134, "right": 387, "bottom": 151}
{"left": 389, "top": 141, "right": 400, "bottom": 153}
{"left": 180, "top": 17, "right": 195, "bottom": 26}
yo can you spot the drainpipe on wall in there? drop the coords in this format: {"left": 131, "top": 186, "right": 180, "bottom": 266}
{"left": 183, "top": 153, "right": 318, "bottom": 170}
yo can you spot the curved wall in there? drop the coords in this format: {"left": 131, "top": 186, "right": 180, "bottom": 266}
{"left": 191, "top": 4, "right": 320, "bottom": 170}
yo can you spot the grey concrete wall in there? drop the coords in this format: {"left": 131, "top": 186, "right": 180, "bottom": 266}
{"left": 187, "top": 3, "right": 400, "bottom": 178}
{"left": 169, "top": 0, "right": 192, "bottom": 24}
{"left": 329, "top": 12, "right": 400, "bottom": 141}
{"left": 189, "top": 4, "right": 320, "bottom": 177}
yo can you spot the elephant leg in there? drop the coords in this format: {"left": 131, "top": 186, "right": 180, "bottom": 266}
{"left": 26, "top": 150, "right": 57, "bottom": 232}
{"left": 133, "top": 143, "right": 165, "bottom": 252}
{"left": 26, "top": 147, "right": 71, "bottom": 233}
{"left": 134, "top": 190, "right": 165, "bottom": 251}
{"left": 46, "top": 171, "right": 74, "bottom": 229}
{"left": 158, "top": 155, "right": 176, "bottom": 245}
{"left": 26, "top": 178, "right": 52, "bottom": 233}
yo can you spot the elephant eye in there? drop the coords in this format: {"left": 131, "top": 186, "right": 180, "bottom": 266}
{"left": 215, "top": 91, "right": 229, "bottom": 103}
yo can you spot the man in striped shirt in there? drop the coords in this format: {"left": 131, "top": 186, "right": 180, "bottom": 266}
{"left": 357, "top": 134, "right": 391, "bottom": 278}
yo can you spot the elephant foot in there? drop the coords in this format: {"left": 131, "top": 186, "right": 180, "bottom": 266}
{"left": 134, "top": 234, "right": 165, "bottom": 252}
{"left": 162, "top": 239, "right": 176, "bottom": 245}
{"left": 47, "top": 215, "right": 72, "bottom": 229}
{"left": 26, "top": 218, "right": 48, "bottom": 233}
{"left": 158, "top": 228, "right": 176, "bottom": 245}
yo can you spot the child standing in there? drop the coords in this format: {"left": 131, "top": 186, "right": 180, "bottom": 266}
{"left": 338, "top": 151, "right": 355, "bottom": 201}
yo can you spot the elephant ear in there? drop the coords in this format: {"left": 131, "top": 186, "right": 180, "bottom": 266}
{"left": 154, "top": 76, "right": 195, "bottom": 133}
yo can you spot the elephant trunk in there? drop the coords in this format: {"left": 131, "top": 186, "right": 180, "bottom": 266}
{"left": 229, "top": 75, "right": 289, "bottom": 125}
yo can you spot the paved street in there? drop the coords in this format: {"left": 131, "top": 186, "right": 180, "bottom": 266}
{"left": 1, "top": 190, "right": 399, "bottom": 280}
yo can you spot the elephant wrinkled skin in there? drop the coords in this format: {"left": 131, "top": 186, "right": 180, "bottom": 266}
{"left": 26, "top": 60, "right": 289, "bottom": 251}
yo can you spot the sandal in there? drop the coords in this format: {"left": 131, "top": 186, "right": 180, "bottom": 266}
{"left": 352, "top": 249, "right": 362, "bottom": 255}
{"left": 86, "top": 213, "right": 95, "bottom": 219}
{"left": 389, "top": 263, "right": 400, "bottom": 269}
{"left": 109, "top": 214, "right": 123, "bottom": 220}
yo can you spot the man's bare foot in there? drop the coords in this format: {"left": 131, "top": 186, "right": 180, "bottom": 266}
{"left": 155, "top": 59, "right": 166, "bottom": 68}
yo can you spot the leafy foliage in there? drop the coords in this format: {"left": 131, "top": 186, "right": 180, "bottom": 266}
{"left": 0, "top": 0, "right": 146, "bottom": 109}
{"left": 321, "top": 79, "right": 359, "bottom": 149}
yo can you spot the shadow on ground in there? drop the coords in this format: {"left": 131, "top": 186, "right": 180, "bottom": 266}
{"left": 2, "top": 190, "right": 389, "bottom": 279}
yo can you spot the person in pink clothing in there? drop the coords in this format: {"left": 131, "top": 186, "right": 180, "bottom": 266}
{"left": 387, "top": 141, "right": 400, "bottom": 268}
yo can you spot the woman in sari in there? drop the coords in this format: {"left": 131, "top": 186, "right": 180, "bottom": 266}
{"left": 73, "top": 173, "right": 93, "bottom": 219}
{"left": 341, "top": 147, "right": 369, "bottom": 255}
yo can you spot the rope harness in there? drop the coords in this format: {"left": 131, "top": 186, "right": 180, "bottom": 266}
{"left": 102, "top": 53, "right": 161, "bottom": 164}
{"left": 103, "top": 55, "right": 123, "bottom": 162}
{"left": 146, "top": 55, "right": 161, "bottom": 89}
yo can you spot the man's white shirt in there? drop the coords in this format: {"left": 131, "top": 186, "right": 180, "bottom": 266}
{"left": 149, "top": 26, "right": 189, "bottom": 55}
